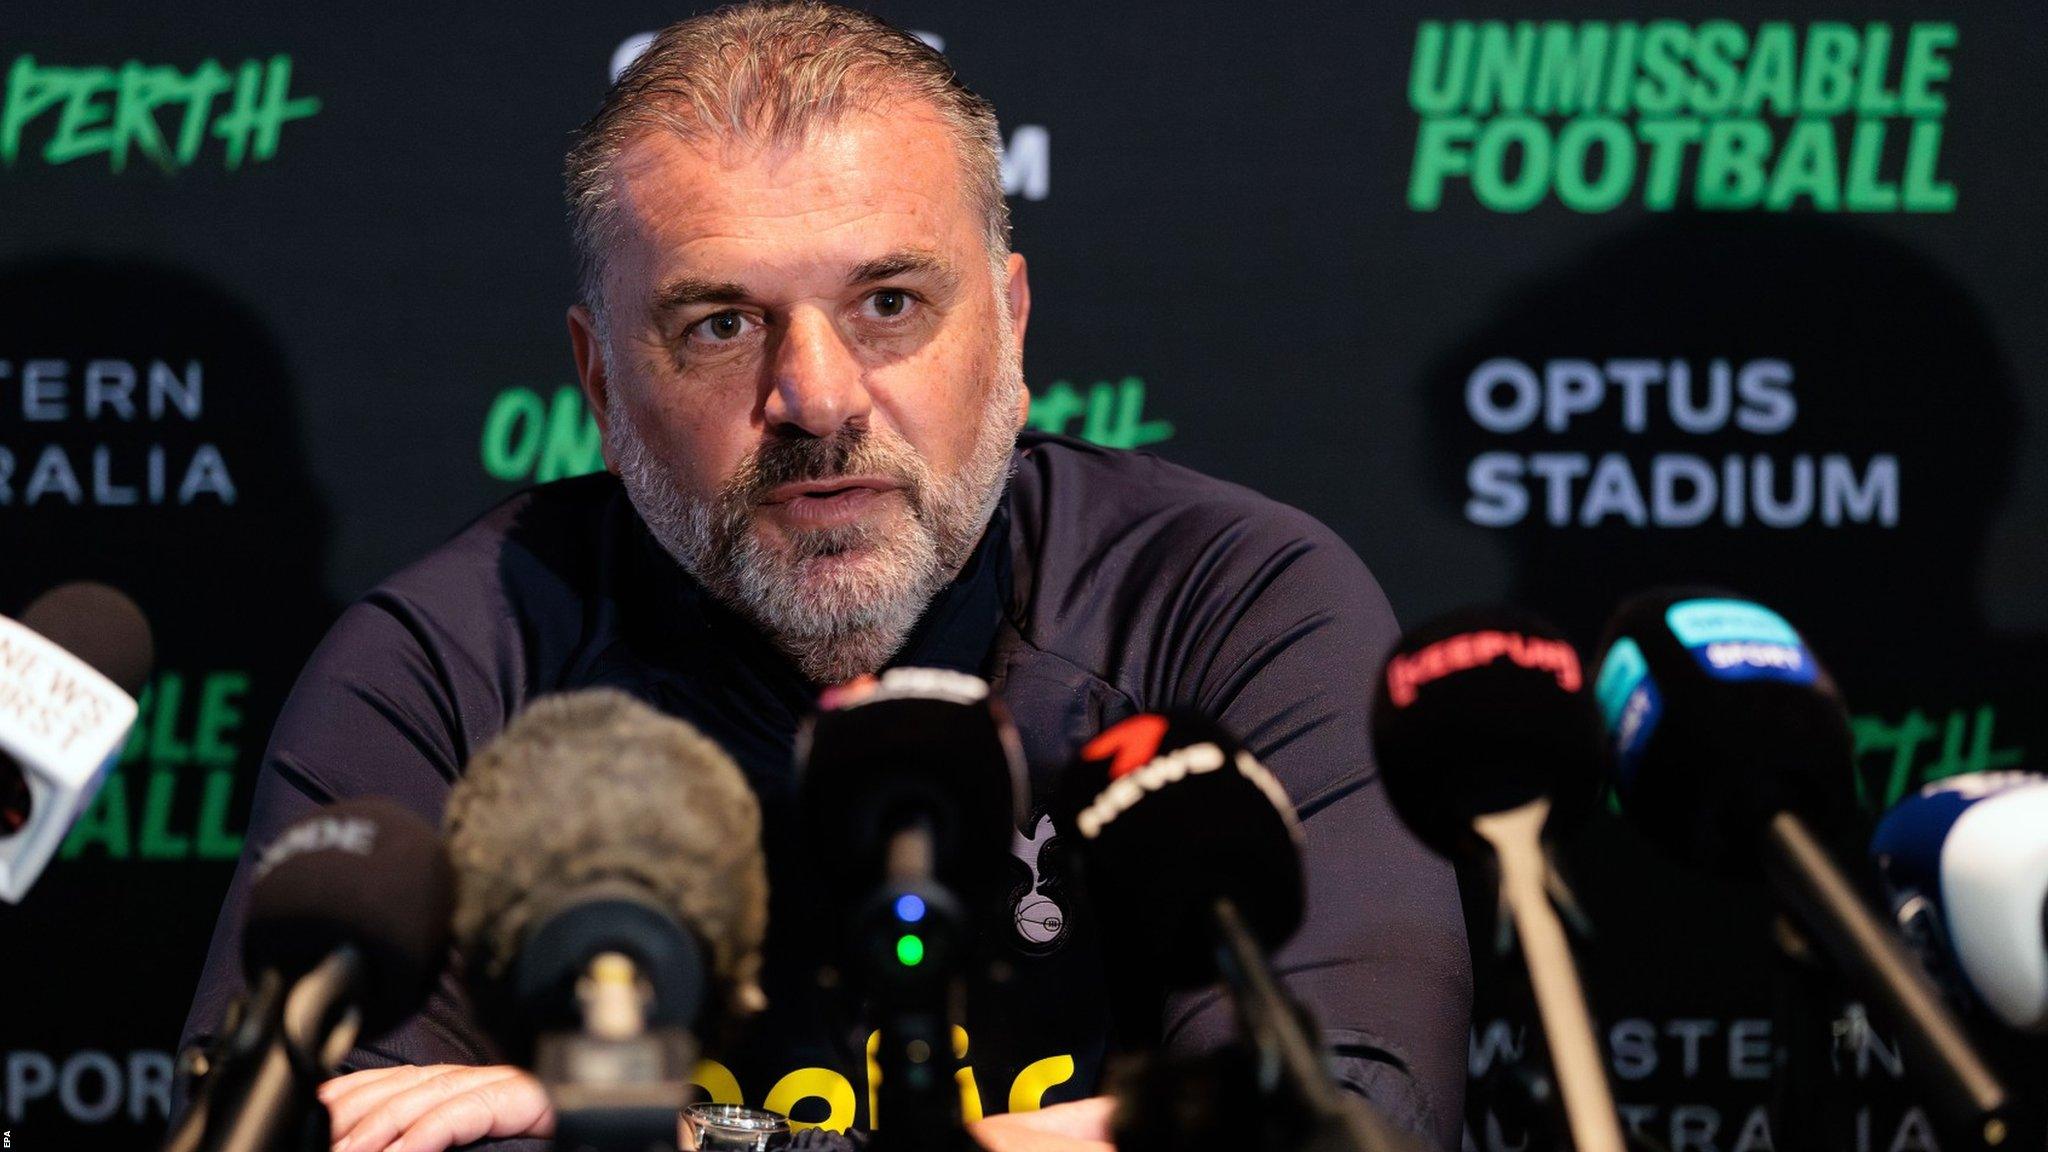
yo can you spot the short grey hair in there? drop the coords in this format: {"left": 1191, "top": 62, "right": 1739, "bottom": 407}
{"left": 564, "top": 1, "right": 1011, "bottom": 339}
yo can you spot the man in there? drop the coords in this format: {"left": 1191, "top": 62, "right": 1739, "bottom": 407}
{"left": 179, "top": 4, "right": 1471, "bottom": 1150}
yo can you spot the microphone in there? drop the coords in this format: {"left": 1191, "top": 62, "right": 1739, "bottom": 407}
{"left": 1872, "top": 772, "right": 2048, "bottom": 1033}
{"left": 799, "top": 667, "right": 1026, "bottom": 911}
{"left": 796, "top": 667, "right": 1025, "bottom": 1151}
{"left": 1595, "top": 589, "right": 2012, "bottom": 1148}
{"left": 445, "top": 688, "right": 768, "bottom": 1152}
{"left": 0, "top": 581, "right": 153, "bottom": 902}
{"left": 1060, "top": 709, "right": 1427, "bottom": 1152}
{"left": 1369, "top": 608, "right": 1623, "bottom": 1152}
{"left": 166, "top": 797, "right": 454, "bottom": 1152}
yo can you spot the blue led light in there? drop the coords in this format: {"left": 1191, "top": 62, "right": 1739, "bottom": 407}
{"left": 894, "top": 894, "right": 927, "bottom": 923}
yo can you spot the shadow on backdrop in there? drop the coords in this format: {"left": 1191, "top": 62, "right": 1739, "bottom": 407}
{"left": 1421, "top": 214, "right": 2047, "bottom": 1152}
{"left": 0, "top": 255, "right": 335, "bottom": 1151}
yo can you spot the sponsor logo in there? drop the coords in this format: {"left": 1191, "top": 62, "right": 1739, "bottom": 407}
{"left": 1385, "top": 629, "right": 1582, "bottom": 707}
{"left": 0, "top": 624, "right": 124, "bottom": 757}
{"left": 1665, "top": 599, "right": 1802, "bottom": 647}
{"left": 1, "top": 55, "right": 319, "bottom": 172}
{"left": 1594, "top": 637, "right": 1647, "bottom": 727}
{"left": 1461, "top": 357, "right": 1898, "bottom": 530}
{"left": 1074, "top": 741, "right": 1226, "bottom": 839}
{"left": 251, "top": 813, "right": 376, "bottom": 880}
{"left": 1611, "top": 679, "right": 1661, "bottom": 784}
{"left": 1595, "top": 639, "right": 1660, "bottom": 784}
{"left": 1079, "top": 714, "right": 1169, "bottom": 780}
{"left": 1075, "top": 743, "right": 1294, "bottom": 841}
{"left": 1702, "top": 641, "right": 1803, "bottom": 673}
{"left": 684, "top": 1029, "right": 1075, "bottom": 1132}
{"left": 817, "top": 667, "right": 987, "bottom": 713}
{"left": 1665, "top": 599, "right": 1817, "bottom": 685}
{"left": 1407, "top": 21, "right": 1957, "bottom": 213}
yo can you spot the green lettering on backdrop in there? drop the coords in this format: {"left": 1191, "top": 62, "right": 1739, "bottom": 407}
{"left": 1851, "top": 704, "right": 2025, "bottom": 812}
{"left": 481, "top": 386, "right": 605, "bottom": 484}
{"left": 1603, "top": 703, "right": 2026, "bottom": 817}
{"left": 481, "top": 378, "right": 1176, "bottom": 485}
{"left": 1532, "top": 22, "right": 1609, "bottom": 114}
{"left": 62, "top": 670, "right": 250, "bottom": 861}
{"left": 1022, "top": 378, "right": 1175, "bottom": 449}
{"left": 1471, "top": 116, "right": 1550, "bottom": 212}
{"left": 1, "top": 54, "right": 317, "bottom": 171}
{"left": 1405, "top": 20, "right": 1959, "bottom": 213}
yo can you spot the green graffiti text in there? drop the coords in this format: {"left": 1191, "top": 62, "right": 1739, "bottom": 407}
{"left": 1, "top": 54, "right": 319, "bottom": 172}
{"left": 1851, "top": 703, "right": 2024, "bottom": 813}
{"left": 1025, "top": 377, "right": 1174, "bottom": 450}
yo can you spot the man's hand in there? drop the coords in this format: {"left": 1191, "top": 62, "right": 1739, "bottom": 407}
{"left": 968, "top": 1096, "right": 1116, "bottom": 1152}
{"left": 318, "top": 1064, "right": 554, "bottom": 1152}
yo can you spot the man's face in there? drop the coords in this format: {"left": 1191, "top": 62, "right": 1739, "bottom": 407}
{"left": 570, "top": 104, "right": 1030, "bottom": 684}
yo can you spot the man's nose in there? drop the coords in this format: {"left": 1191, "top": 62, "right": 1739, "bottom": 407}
{"left": 763, "top": 308, "right": 870, "bottom": 438}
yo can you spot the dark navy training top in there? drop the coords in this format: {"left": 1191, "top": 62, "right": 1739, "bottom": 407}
{"left": 180, "top": 432, "right": 1472, "bottom": 1148}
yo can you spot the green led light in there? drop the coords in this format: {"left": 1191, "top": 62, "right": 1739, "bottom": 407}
{"left": 896, "top": 934, "right": 925, "bottom": 967}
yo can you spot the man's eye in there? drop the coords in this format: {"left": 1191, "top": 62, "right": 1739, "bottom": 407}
{"left": 867, "top": 290, "right": 912, "bottom": 319}
{"left": 689, "top": 311, "right": 758, "bottom": 344}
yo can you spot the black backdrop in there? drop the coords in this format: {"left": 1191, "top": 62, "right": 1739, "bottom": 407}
{"left": 3, "top": 4, "right": 2047, "bottom": 1149}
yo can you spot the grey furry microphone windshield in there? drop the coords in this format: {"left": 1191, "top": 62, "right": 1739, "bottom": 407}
{"left": 443, "top": 688, "right": 770, "bottom": 1041}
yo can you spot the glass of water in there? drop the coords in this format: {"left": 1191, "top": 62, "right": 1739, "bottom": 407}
{"left": 679, "top": 1102, "right": 790, "bottom": 1151}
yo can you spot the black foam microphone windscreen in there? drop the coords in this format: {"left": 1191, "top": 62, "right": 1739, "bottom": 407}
{"left": 1593, "top": 588, "right": 1856, "bottom": 871}
{"left": 241, "top": 796, "right": 453, "bottom": 1033}
{"left": 1370, "top": 606, "right": 1604, "bottom": 858}
{"left": 1594, "top": 590, "right": 2015, "bottom": 1144}
{"left": 1057, "top": 710, "right": 1304, "bottom": 990}
{"left": 21, "top": 581, "right": 154, "bottom": 697}
{"left": 797, "top": 667, "right": 1027, "bottom": 905}
{"left": 444, "top": 688, "right": 770, "bottom": 1028}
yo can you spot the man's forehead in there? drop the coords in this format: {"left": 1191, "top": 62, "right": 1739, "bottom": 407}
{"left": 606, "top": 108, "right": 975, "bottom": 283}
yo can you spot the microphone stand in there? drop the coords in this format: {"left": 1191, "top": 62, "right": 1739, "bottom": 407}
{"left": 520, "top": 895, "right": 705, "bottom": 1152}
{"left": 215, "top": 949, "right": 366, "bottom": 1152}
{"left": 1470, "top": 797, "right": 1628, "bottom": 1152}
{"left": 867, "top": 818, "right": 983, "bottom": 1152}
{"left": 1762, "top": 813, "right": 2011, "bottom": 1149}
{"left": 1769, "top": 914, "right": 1847, "bottom": 1152}
{"left": 161, "top": 971, "right": 286, "bottom": 1152}
{"left": 1209, "top": 899, "right": 1432, "bottom": 1152}
{"left": 540, "top": 951, "right": 698, "bottom": 1152}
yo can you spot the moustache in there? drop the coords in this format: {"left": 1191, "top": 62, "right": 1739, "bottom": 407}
{"left": 730, "top": 427, "right": 926, "bottom": 510}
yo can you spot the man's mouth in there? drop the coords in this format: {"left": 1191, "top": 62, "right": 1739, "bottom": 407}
{"left": 758, "top": 476, "right": 907, "bottom": 529}
{"left": 762, "top": 476, "right": 903, "bottom": 503}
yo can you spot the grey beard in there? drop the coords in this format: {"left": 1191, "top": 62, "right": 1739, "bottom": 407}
{"left": 609, "top": 353, "right": 1021, "bottom": 685}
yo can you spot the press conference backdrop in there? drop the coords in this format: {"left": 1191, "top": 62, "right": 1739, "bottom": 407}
{"left": 3, "top": 3, "right": 2046, "bottom": 1149}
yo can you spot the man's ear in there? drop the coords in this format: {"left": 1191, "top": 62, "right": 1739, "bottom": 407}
{"left": 567, "top": 304, "right": 619, "bottom": 472}
{"left": 1005, "top": 252, "right": 1032, "bottom": 430}
{"left": 1004, "top": 251, "right": 1031, "bottom": 348}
